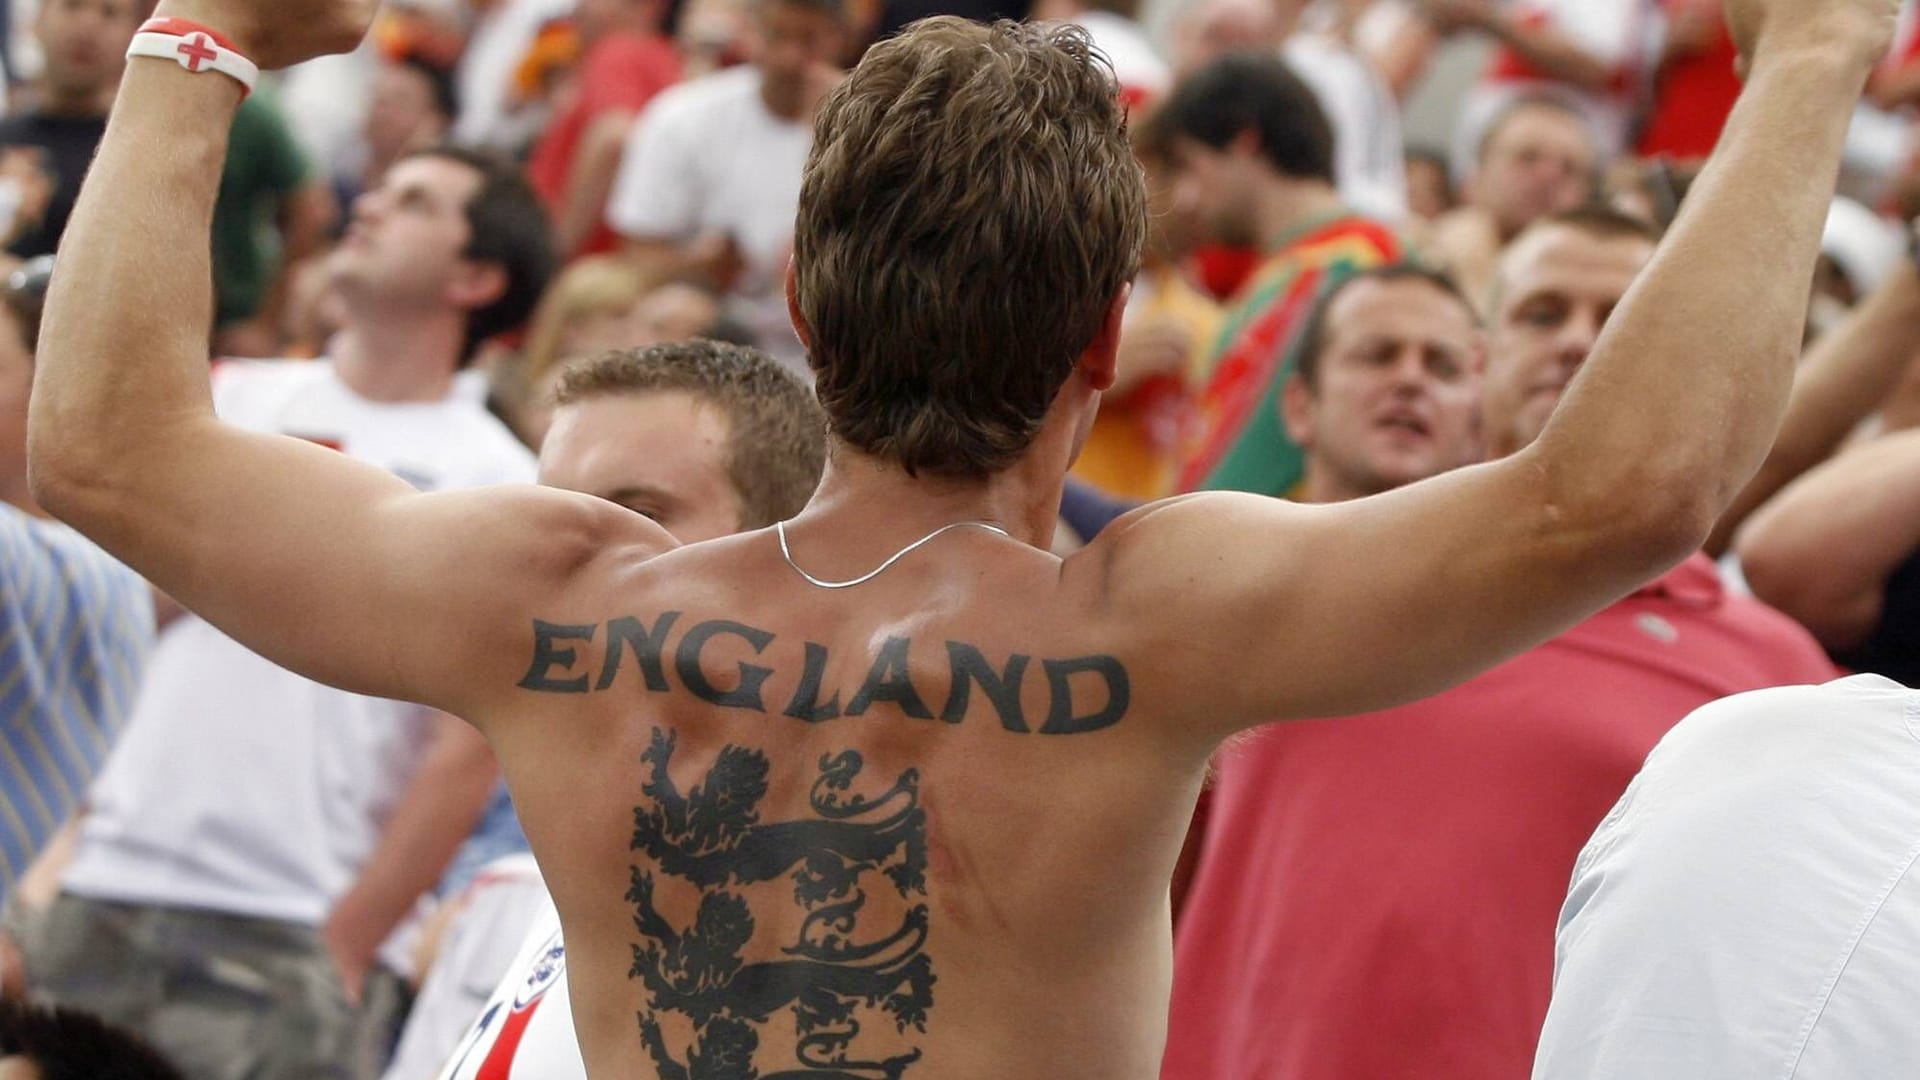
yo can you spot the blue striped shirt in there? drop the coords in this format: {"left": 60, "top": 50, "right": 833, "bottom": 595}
{"left": 0, "top": 505, "right": 150, "bottom": 895}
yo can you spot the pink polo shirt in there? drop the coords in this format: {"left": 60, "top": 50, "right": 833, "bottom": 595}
{"left": 1161, "top": 554, "right": 1838, "bottom": 1080}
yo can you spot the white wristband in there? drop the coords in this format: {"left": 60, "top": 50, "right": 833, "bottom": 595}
{"left": 126, "top": 30, "right": 259, "bottom": 97}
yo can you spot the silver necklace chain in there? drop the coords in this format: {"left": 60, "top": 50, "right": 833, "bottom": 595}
{"left": 777, "top": 519, "right": 1012, "bottom": 590}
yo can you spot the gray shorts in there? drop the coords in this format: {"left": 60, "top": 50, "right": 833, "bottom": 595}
{"left": 23, "top": 893, "right": 408, "bottom": 1080}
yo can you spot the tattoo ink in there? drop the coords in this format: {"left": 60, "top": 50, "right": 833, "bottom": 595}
{"left": 674, "top": 620, "right": 778, "bottom": 713}
{"left": 628, "top": 728, "right": 935, "bottom": 1078}
{"left": 518, "top": 621, "right": 598, "bottom": 694}
{"left": 597, "top": 612, "right": 681, "bottom": 692}
{"left": 846, "top": 637, "right": 933, "bottom": 721}
{"left": 1040, "top": 655, "right": 1131, "bottom": 736}
{"left": 941, "top": 643, "right": 1030, "bottom": 732}
{"left": 784, "top": 642, "right": 844, "bottom": 723}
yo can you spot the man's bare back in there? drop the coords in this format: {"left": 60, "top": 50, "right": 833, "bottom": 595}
{"left": 502, "top": 530, "right": 1203, "bottom": 1077}
{"left": 24, "top": 2, "right": 1899, "bottom": 1077}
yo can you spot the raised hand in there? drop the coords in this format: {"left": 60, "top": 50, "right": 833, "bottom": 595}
{"left": 151, "top": 0, "right": 379, "bottom": 70}
{"left": 1725, "top": 0, "right": 1897, "bottom": 77}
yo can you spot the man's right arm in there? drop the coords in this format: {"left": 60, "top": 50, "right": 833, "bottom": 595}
{"left": 1094, "top": 3, "right": 1894, "bottom": 736}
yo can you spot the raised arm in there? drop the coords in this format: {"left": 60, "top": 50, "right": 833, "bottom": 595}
{"left": 1417, "top": 0, "right": 1617, "bottom": 90}
{"left": 1737, "top": 429, "right": 1920, "bottom": 651}
{"left": 26, "top": 1, "right": 670, "bottom": 721}
{"left": 1100, "top": 0, "right": 1895, "bottom": 735}
{"left": 1707, "top": 255, "right": 1920, "bottom": 555}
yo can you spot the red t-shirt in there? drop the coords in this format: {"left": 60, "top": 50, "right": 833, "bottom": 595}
{"left": 1161, "top": 555, "right": 1838, "bottom": 1080}
{"left": 1637, "top": 7, "right": 1739, "bottom": 160}
{"left": 527, "top": 31, "right": 682, "bottom": 256}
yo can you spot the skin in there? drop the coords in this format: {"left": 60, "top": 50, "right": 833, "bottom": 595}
{"left": 1167, "top": 133, "right": 1343, "bottom": 255}
{"left": 1469, "top": 103, "right": 1598, "bottom": 241}
{"left": 1739, "top": 428, "right": 1920, "bottom": 648}
{"left": 0, "top": 1059, "right": 38, "bottom": 1080}
{"left": 0, "top": 306, "right": 31, "bottom": 511}
{"left": 27, "top": 0, "right": 1898, "bottom": 1075}
{"left": 1483, "top": 225, "right": 1657, "bottom": 460}
{"left": 1284, "top": 277, "right": 1485, "bottom": 504}
{"left": 363, "top": 63, "right": 450, "bottom": 184}
{"left": 753, "top": 0, "right": 843, "bottom": 123}
{"left": 540, "top": 390, "right": 744, "bottom": 542}
{"left": 33, "top": 0, "right": 141, "bottom": 114}
{"left": 622, "top": 1, "right": 840, "bottom": 291}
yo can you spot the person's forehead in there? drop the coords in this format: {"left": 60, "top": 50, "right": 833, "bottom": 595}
{"left": 1500, "top": 227, "right": 1652, "bottom": 301}
{"left": 760, "top": 1, "right": 837, "bottom": 31}
{"left": 1326, "top": 277, "right": 1476, "bottom": 344}
{"left": 1488, "top": 104, "right": 1593, "bottom": 155}
{"left": 381, "top": 156, "right": 482, "bottom": 204}
{"left": 540, "top": 391, "right": 734, "bottom": 487}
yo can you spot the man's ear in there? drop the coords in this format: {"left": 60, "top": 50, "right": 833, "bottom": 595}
{"left": 449, "top": 260, "right": 509, "bottom": 313}
{"left": 1078, "top": 286, "right": 1130, "bottom": 393}
{"left": 1280, "top": 372, "right": 1316, "bottom": 448}
{"left": 785, "top": 260, "right": 813, "bottom": 352}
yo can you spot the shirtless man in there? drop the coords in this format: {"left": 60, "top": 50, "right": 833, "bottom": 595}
{"left": 26, "top": 1, "right": 1897, "bottom": 1076}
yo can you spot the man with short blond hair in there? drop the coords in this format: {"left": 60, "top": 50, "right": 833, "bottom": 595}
{"left": 387, "top": 339, "right": 828, "bottom": 1080}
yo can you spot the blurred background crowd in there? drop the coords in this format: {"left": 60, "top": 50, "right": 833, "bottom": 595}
{"left": 0, "top": 0, "right": 1918, "bottom": 1076}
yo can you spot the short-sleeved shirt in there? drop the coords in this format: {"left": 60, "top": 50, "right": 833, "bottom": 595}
{"left": 1535, "top": 675, "right": 1920, "bottom": 1079}
{"left": 526, "top": 30, "right": 682, "bottom": 257}
{"left": 0, "top": 506, "right": 151, "bottom": 896}
{"left": 211, "top": 92, "right": 313, "bottom": 326}
{"left": 1162, "top": 555, "right": 1840, "bottom": 1080}
{"left": 0, "top": 111, "right": 107, "bottom": 259}
{"left": 606, "top": 66, "right": 812, "bottom": 372}
{"left": 63, "top": 361, "right": 536, "bottom": 928}
{"left": 1636, "top": 2, "right": 1738, "bottom": 160}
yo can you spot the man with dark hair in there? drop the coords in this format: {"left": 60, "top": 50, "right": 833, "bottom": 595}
{"left": 0, "top": 1001, "right": 183, "bottom": 1080}
{"left": 28, "top": 2, "right": 1899, "bottom": 1077}
{"left": 387, "top": 339, "right": 828, "bottom": 1080}
{"left": 607, "top": 0, "right": 845, "bottom": 373}
{"left": 25, "top": 147, "right": 554, "bottom": 1079}
{"left": 1281, "top": 264, "right": 1486, "bottom": 503}
{"left": 1159, "top": 53, "right": 1407, "bottom": 498}
{"left": 1165, "top": 213, "right": 1836, "bottom": 1079}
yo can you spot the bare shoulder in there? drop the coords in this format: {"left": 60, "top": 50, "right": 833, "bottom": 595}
{"left": 454, "top": 481, "right": 682, "bottom": 587}
{"left": 1059, "top": 492, "right": 1317, "bottom": 612}
{"left": 384, "top": 482, "right": 682, "bottom": 718}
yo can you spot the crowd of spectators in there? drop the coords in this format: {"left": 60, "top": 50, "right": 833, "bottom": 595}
{"left": 0, "top": 0, "right": 1917, "bottom": 1076}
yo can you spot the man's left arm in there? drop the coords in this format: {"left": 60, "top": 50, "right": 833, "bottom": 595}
{"left": 324, "top": 712, "right": 499, "bottom": 1003}
{"left": 1738, "top": 429, "right": 1920, "bottom": 651}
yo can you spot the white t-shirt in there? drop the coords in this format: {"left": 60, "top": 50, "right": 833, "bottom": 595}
{"left": 1535, "top": 675, "right": 1920, "bottom": 1079}
{"left": 64, "top": 361, "right": 536, "bottom": 927}
{"left": 433, "top": 891, "right": 585, "bottom": 1080}
{"left": 606, "top": 66, "right": 814, "bottom": 374}
{"left": 1283, "top": 34, "right": 1409, "bottom": 224}
{"left": 384, "top": 855, "right": 559, "bottom": 1080}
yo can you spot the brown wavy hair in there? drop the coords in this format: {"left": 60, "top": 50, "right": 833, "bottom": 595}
{"left": 795, "top": 18, "right": 1147, "bottom": 478}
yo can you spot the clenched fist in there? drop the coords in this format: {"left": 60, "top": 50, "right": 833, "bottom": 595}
{"left": 151, "top": 0, "right": 378, "bottom": 70}
{"left": 1725, "top": 0, "right": 1897, "bottom": 76}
